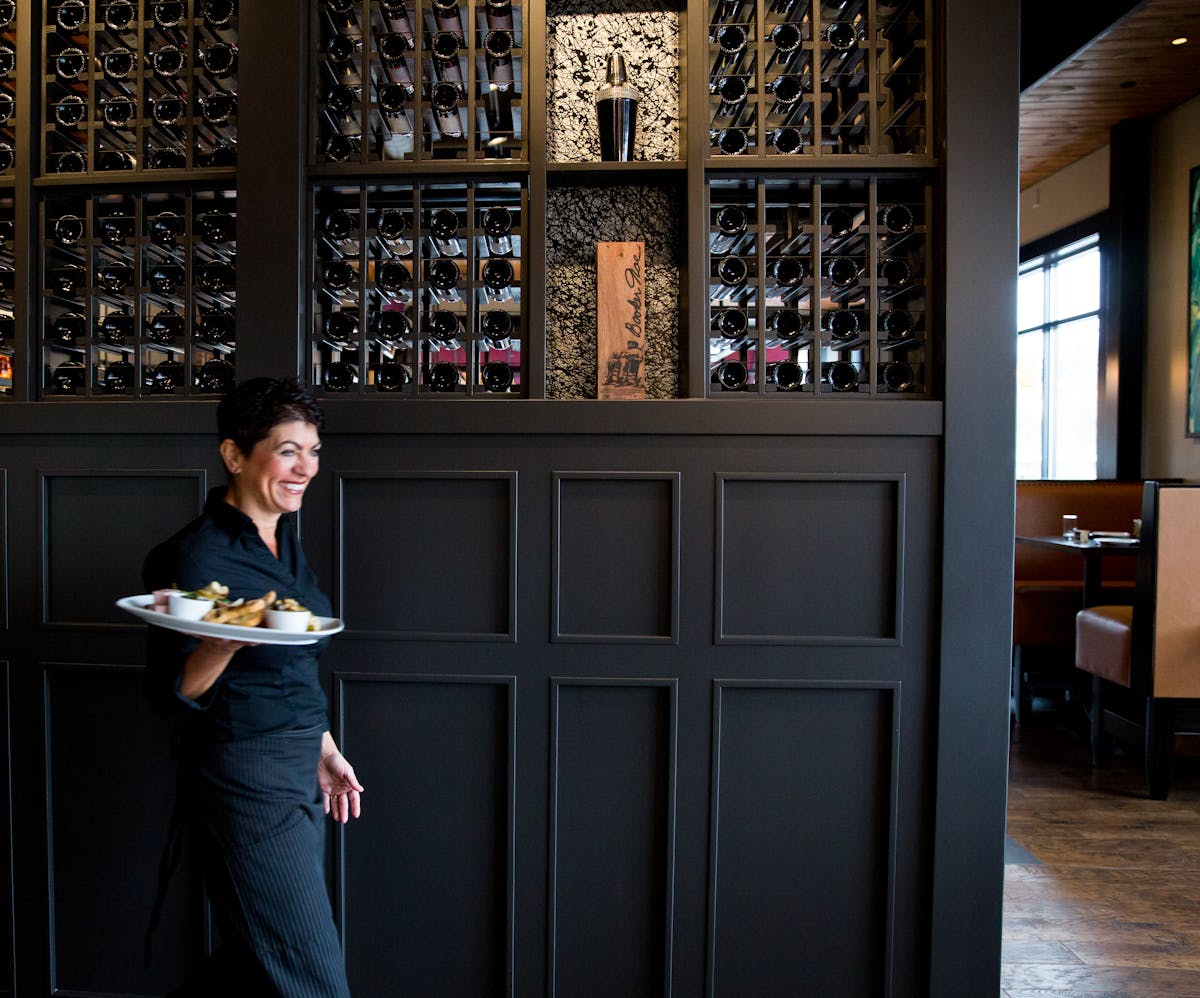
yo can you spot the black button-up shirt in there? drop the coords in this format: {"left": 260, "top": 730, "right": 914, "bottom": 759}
{"left": 142, "top": 487, "right": 331, "bottom": 740}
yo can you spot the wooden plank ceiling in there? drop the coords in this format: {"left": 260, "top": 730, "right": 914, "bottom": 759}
{"left": 1020, "top": 0, "right": 1200, "bottom": 189}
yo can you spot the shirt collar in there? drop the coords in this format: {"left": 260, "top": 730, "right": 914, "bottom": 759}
{"left": 205, "top": 485, "right": 262, "bottom": 539}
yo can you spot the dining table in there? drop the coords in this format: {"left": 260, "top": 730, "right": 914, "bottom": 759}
{"left": 1014, "top": 534, "right": 1141, "bottom": 609}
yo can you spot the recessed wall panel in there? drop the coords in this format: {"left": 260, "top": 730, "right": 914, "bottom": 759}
{"left": 45, "top": 664, "right": 204, "bottom": 996}
{"left": 554, "top": 474, "right": 679, "bottom": 642}
{"left": 338, "top": 675, "right": 514, "bottom": 998}
{"left": 0, "top": 662, "right": 10, "bottom": 997}
{"left": 709, "top": 682, "right": 898, "bottom": 998}
{"left": 550, "top": 681, "right": 676, "bottom": 998}
{"left": 338, "top": 474, "right": 516, "bottom": 639}
{"left": 42, "top": 471, "right": 206, "bottom": 626}
{"left": 716, "top": 475, "right": 903, "bottom": 643}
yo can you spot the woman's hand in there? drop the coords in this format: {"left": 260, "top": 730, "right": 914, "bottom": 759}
{"left": 319, "top": 731, "right": 364, "bottom": 824}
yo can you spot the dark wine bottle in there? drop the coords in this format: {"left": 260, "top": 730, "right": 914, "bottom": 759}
{"left": 431, "top": 0, "right": 464, "bottom": 35}
{"left": 714, "top": 76, "right": 748, "bottom": 116}
{"left": 428, "top": 310, "right": 462, "bottom": 344}
{"left": 823, "top": 308, "right": 859, "bottom": 342}
{"left": 710, "top": 204, "right": 747, "bottom": 255}
{"left": 0, "top": 44, "right": 14, "bottom": 78}
{"left": 199, "top": 42, "right": 237, "bottom": 77}
{"left": 715, "top": 255, "right": 748, "bottom": 293}
{"left": 324, "top": 133, "right": 359, "bottom": 163}
{"left": 98, "top": 262, "right": 135, "bottom": 293}
{"left": 323, "top": 310, "right": 358, "bottom": 348}
{"left": 430, "top": 81, "right": 464, "bottom": 139}
{"left": 198, "top": 308, "right": 236, "bottom": 346}
{"left": 97, "top": 150, "right": 136, "bottom": 171}
{"left": 149, "top": 262, "right": 185, "bottom": 294}
{"left": 99, "top": 310, "right": 134, "bottom": 344}
{"left": 378, "top": 84, "right": 407, "bottom": 117}
{"left": 881, "top": 309, "right": 914, "bottom": 340}
{"left": 53, "top": 214, "right": 85, "bottom": 246}
{"left": 323, "top": 361, "right": 359, "bottom": 393}
{"left": 481, "top": 309, "right": 512, "bottom": 346}
{"left": 485, "top": 0, "right": 513, "bottom": 29}
{"left": 0, "top": 1, "right": 14, "bottom": 29}
{"left": 380, "top": 0, "right": 415, "bottom": 35}
{"left": 198, "top": 261, "right": 235, "bottom": 294}
{"left": 197, "top": 358, "right": 236, "bottom": 394}
{"left": 324, "top": 259, "right": 356, "bottom": 292}
{"left": 202, "top": 0, "right": 236, "bottom": 29}
{"left": 481, "top": 258, "right": 514, "bottom": 294}
{"left": 431, "top": 31, "right": 463, "bottom": 83}
{"left": 147, "top": 308, "right": 184, "bottom": 342}
{"left": 149, "top": 146, "right": 187, "bottom": 169}
{"left": 54, "top": 94, "right": 87, "bottom": 127}
{"left": 827, "top": 359, "right": 858, "bottom": 392}
{"left": 481, "top": 361, "right": 514, "bottom": 393}
{"left": 597, "top": 52, "right": 638, "bottom": 162}
{"left": 713, "top": 24, "right": 748, "bottom": 72}
{"left": 325, "top": 33, "right": 356, "bottom": 65}
{"left": 148, "top": 360, "right": 186, "bottom": 393}
{"left": 56, "top": 0, "right": 88, "bottom": 32}
{"left": 0, "top": 142, "right": 12, "bottom": 172}
{"left": 150, "top": 211, "right": 184, "bottom": 245}
{"left": 55, "top": 47, "right": 87, "bottom": 81}
{"left": 428, "top": 207, "right": 462, "bottom": 255}
{"left": 101, "top": 361, "right": 135, "bottom": 395}
{"left": 427, "top": 360, "right": 460, "bottom": 391}
{"left": 771, "top": 256, "right": 806, "bottom": 289}
{"left": 377, "top": 361, "right": 411, "bottom": 391}
{"left": 53, "top": 264, "right": 87, "bottom": 297}
{"left": 484, "top": 29, "right": 514, "bottom": 85}
{"left": 767, "top": 21, "right": 802, "bottom": 68}
{"left": 715, "top": 127, "right": 748, "bottom": 156}
{"left": 716, "top": 359, "right": 748, "bottom": 391}
{"left": 53, "top": 150, "right": 87, "bottom": 173}
{"left": 428, "top": 258, "right": 461, "bottom": 299}
{"left": 375, "top": 310, "right": 411, "bottom": 345}
{"left": 101, "top": 47, "right": 135, "bottom": 81}
{"left": 198, "top": 210, "right": 236, "bottom": 244}
{"left": 825, "top": 21, "right": 859, "bottom": 52}
{"left": 880, "top": 360, "right": 914, "bottom": 392}
{"left": 103, "top": 1, "right": 137, "bottom": 32}
{"left": 481, "top": 206, "right": 514, "bottom": 256}
{"left": 823, "top": 255, "right": 860, "bottom": 288}
{"left": 822, "top": 207, "right": 856, "bottom": 239}
{"left": 152, "top": 1, "right": 186, "bottom": 29}
{"left": 769, "top": 308, "right": 808, "bottom": 341}
{"left": 151, "top": 94, "right": 185, "bottom": 125}
{"left": 377, "top": 209, "right": 411, "bottom": 245}
{"left": 199, "top": 91, "right": 237, "bottom": 125}
{"left": 52, "top": 361, "right": 87, "bottom": 394}
{"left": 714, "top": 307, "right": 748, "bottom": 341}
{"left": 51, "top": 312, "right": 86, "bottom": 344}
{"left": 878, "top": 204, "right": 914, "bottom": 238}
{"left": 771, "top": 360, "right": 804, "bottom": 391}
{"left": 322, "top": 209, "right": 357, "bottom": 241}
{"left": 377, "top": 259, "right": 411, "bottom": 294}
{"left": 150, "top": 44, "right": 185, "bottom": 78}
{"left": 879, "top": 257, "right": 911, "bottom": 287}
{"left": 100, "top": 213, "right": 134, "bottom": 245}
{"left": 770, "top": 126, "right": 803, "bottom": 155}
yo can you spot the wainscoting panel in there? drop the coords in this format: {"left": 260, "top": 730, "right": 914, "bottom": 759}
{"left": 708, "top": 681, "right": 899, "bottom": 998}
{"left": 335, "top": 473, "right": 517, "bottom": 641}
{"left": 40, "top": 471, "right": 207, "bottom": 628}
{"left": 549, "top": 679, "right": 677, "bottom": 998}
{"left": 0, "top": 661, "right": 11, "bottom": 998}
{"left": 715, "top": 474, "right": 905, "bottom": 644}
{"left": 43, "top": 663, "right": 203, "bottom": 998}
{"left": 552, "top": 473, "right": 680, "bottom": 643}
{"left": 335, "top": 673, "right": 515, "bottom": 998}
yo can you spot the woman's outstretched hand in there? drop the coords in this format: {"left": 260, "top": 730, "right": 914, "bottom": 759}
{"left": 319, "top": 731, "right": 364, "bottom": 824}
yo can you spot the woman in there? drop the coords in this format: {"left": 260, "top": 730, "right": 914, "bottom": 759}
{"left": 143, "top": 376, "right": 362, "bottom": 997}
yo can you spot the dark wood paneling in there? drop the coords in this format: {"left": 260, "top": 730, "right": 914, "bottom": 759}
{"left": 0, "top": 661, "right": 11, "bottom": 998}
{"left": 0, "top": 469, "right": 6, "bottom": 631}
{"left": 43, "top": 664, "right": 204, "bottom": 997}
{"left": 39, "top": 471, "right": 206, "bottom": 627}
{"left": 715, "top": 475, "right": 904, "bottom": 644}
{"left": 549, "top": 680, "right": 677, "bottom": 998}
{"left": 335, "top": 473, "right": 518, "bottom": 640}
{"left": 552, "top": 473, "right": 680, "bottom": 643}
{"left": 708, "top": 681, "right": 900, "bottom": 998}
{"left": 335, "top": 674, "right": 515, "bottom": 998}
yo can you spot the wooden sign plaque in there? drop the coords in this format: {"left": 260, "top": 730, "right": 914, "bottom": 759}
{"left": 596, "top": 241, "right": 646, "bottom": 400}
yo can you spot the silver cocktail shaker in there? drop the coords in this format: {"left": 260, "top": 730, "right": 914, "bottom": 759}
{"left": 596, "top": 52, "right": 638, "bottom": 161}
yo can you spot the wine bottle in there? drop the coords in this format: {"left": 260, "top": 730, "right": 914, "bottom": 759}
{"left": 770, "top": 126, "right": 802, "bottom": 155}
{"left": 99, "top": 310, "right": 134, "bottom": 343}
{"left": 51, "top": 312, "right": 86, "bottom": 344}
{"left": 823, "top": 308, "right": 859, "bottom": 342}
{"left": 0, "top": 1, "right": 14, "bottom": 29}
{"left": 380, "top": 0, "right": 415, "bottom": 37}
{"left": 0, "top": 44, "right": 13, "bottom": 78}
{"left": 481, "top": 309, "right": 512, "bottom": 347}
{"left": 714, "top": 127, "right": 747, "bottom": 156}
{"left": 428, "top": 310, "right": 462, "bottom": 344}
{"left": 98, "top": 262, "right": 135, "bottom": 293}
{"left": 377, "top": 209, "right": 412, "bottom": 247}
{"left": 377, "top": 32, "right": 413, "bottom": 87}
{"left": 596, "top": 52, "right": 638, "bottom": 162}
{"left": 710, "top": 204, "right": 747, "bottom": 255}
{"left": 481, "top": 258, "right": 514, "bottom": 295}
{"left": 325, "top": 33, "right": 356, "bottom": 66}
{"left": 825, "top": 21, "right": 859, "bottom": 52}
{"left": 431, "top": 31, "right": 463, "bottom": 83}
{"left": 713, "top": 0, "right": 745, "bottom": 21}
{"left": 149, "top": 262, "right": 185, "bottom": 294}
{"left": 152, "top": 1, "right": 186, "bottom": 29}
{"left": 202, "top": 0, "right": 236, "bottom": 29}
{"left": 768, "top": 74, "right": 804, "bottom": 116}
{"left": 0, "top": 143, "right": 12, "bottom": 173}
{"left": 769, "top": 308, "right": 808, "bottom": 341}
{"left": 484, "top": 29, "right": 514, "bottom": 86}
{"left": 52, "top": 361, "right": 87, "bottom": 394}
{"left": 881, "top": 309, "right": 913, "bottom": 340}
{"left": 323, "top": 310, "right": 358, "bottom": 348}
{"left": 880, "top": 360, "right": 913, "bottom": 392}
{"left": 149, "top": 146, "right": 187, "bottom": 169}
{"left": 52, "top": 264, "right": 87, "bottom": 297}
{"left": 378, "top": 83, "right": 408, "bottom": 119}
{"left": 430, "top": 82, "right": 464, "bottom": 139}
{"left": 481, "top": 206, "right": 514, "bottom": 256}
{"left": 879, "top": 257, "right": 911, "bottom": 287}
{"left": 199, "top": 142, "right": 238, "bottom": 168}
{"left": 878, "top": 203, "right": 914, "bottom": 238}
{"left": 97, "top": 151, "right": 136, "bottom": 171}
{"left": 101, "top": 47, "right": 135, "bottom": 80}
{"left": 481, "top": 361, "right": 514, "bottom": 392}
{"left": 377, "top": 259, "right": 411, "bottom": 294}
{"left": 767, "top": 21, "right": 802, "bottom": 70}
{"left": 198, "top": 308, "right": 236, "bottom": 346}
{"left": 100, "top": 213, "right": 134, "bottom": 245}
{"left": 427, "top": 360, "right": 459, "bottom": 391}
{"left": 431, "top": 0, "right": 464, "bottom": 35}
{"left": 771, "top": 360, "right": 804, "bottom": 391}
{"left": 485, "top": 0, "right": 513, "bottom": 30}
{"left": 826, "top": 359, "right": 858, "bottom": 392}
{"left": 53, "top": 150, "right": 87, "bottom": 173}
{"left": 377, "top": 361, "right": 411, "bottom": 391}
{"left": 716, "top": 359, "right": 748, "bottom": 391}
{"left": 54, "top": 94, "right": 86, "bottom": 127}
{"left": 713, "top": 307, "right": 747, "bottom": 341}
{"left": 198, "top": 261, "right": 235, "bottom": 294}
{"left": 0, "top": 315, "right": 13, "bottom": 343}
{"left": 714, "top": 76, "right": 748, "bottom": 116}
{"left": 101, "top": 361, "right": 135, "bottom": 394}
{"left": 149, "top": 360, "right": 186, "bottom": 393}
{"left": 321, "top": 359, "right": 357, "bottom": 388}
{"left": 198, "top": 210, "right": 236, "bottom": 244}
{"left": 714, "top": 255, "right": 748, "bottom": 295}
{"left": 55, "top": 47, "right": 87, "bottom": 81}
{"left": 200, "top": 91, "right": 237, "bottom": 125}
{"left": 770, "top": 256, "right": 806, "bottom": 288}
{"left": 822, "top": 207, "right": 856, "bottom": 239}
{"left": 56, "top": 0, "right": 88, "bottom": 32}
{"left": 823, "top": 255, "right": 860, "bottom": 288}
{"left": 53, "top": 214, "right": 85, "bottom": 246}
{"left": 147, "top": 307, "right": 183, "bottom": 342}
{"left": 324, "top": 133, "right": 359, "bottom": 162}
{"left": 428, "top": 207, "right": 462, "bottom": 255}
{"left": 151, "top": 94, "right": 185, "bottom": 125}
{"left": 150, "top": 44, "right": 186, "bottom": 78}
{"left": 199, "top": 42, "right": 237, "bottom": 77}
{"left": 428, "top": 258, "right": 461, "bottom": 300}
{"left": 150, "top": 211, "right": 184, "bottom": 245}
{"left": 322, "top": 209, "right": 357, "bottom": 242}
{"left": 103, "top": 1, "right": 137, "bottom": 32}
{"left": 197, "top": 358, "right": 236, "bottom": 394}
{"left": 713, "top": 24, "right": 748, "bottom": 72}
{"left": 375, "top": 310, "right": 411, "bottom": 345}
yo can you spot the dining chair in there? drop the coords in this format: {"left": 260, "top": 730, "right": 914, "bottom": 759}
{"left": 1075, "top": 481, "right": 1200, "bottom": 799}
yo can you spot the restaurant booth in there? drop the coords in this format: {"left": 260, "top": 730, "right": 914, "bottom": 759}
{"left": 0, "top": 1, "right": 1015, "bottom": 995}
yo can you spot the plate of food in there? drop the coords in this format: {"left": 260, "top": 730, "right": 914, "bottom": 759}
{"left": 117, "top": 583, "right": 344, "bottom": 645}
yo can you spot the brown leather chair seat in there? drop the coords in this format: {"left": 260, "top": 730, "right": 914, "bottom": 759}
{"left": 1076, "top": 605, "right": 1133, "bottom": 686}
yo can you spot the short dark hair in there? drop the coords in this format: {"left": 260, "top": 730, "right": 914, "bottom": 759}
{"left": 217, "top": 376, "right": 325, "bottom": 456}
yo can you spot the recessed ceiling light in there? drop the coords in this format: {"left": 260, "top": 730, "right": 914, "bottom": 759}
{"left": 1172, "top": 36, "right": 1189, "bottom": 45}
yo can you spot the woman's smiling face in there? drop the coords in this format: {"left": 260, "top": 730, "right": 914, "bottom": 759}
{"left": 228, "top": 419, "right": 321, "bottom": 521}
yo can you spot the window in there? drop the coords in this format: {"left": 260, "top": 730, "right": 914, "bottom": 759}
{"left": 1016, "top": 232, "right": 1101, "bottom": 479}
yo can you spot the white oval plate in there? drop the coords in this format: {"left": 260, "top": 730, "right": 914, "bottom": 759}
{"left": 116, "top": 595, "right": 344, "bottom": 645}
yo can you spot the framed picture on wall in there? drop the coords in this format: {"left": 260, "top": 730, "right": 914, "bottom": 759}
{"left": 1188, "top": 165, "right": 1200, "bottom": 436}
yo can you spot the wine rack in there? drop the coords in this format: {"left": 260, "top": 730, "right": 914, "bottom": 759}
{"left": 0, "top": 193, "right": 12, "bottom": 395}
{"left": 311, "top": 178, "right": 524, "bottom": 394}
{"left": 706, "top": 0, "right": 928, "bottom": 158}
{"left": 707, "top": 174, "right": 928, "bottom": 396}
{"left": 40, "top": 185, "right": 237, "bottom": 397}
{"left": 41, "top": 0, "right": 239, "bottom": 175}
{"left": 0, "top": 0, "right": 14, "bottom": 176}
{"left": 313, "top": 0, "right": 526, "bottom": 164}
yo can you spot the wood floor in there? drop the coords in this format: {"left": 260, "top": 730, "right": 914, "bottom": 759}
{"left": 1003, "top": 713, "right": 1200, "bottom": 997}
